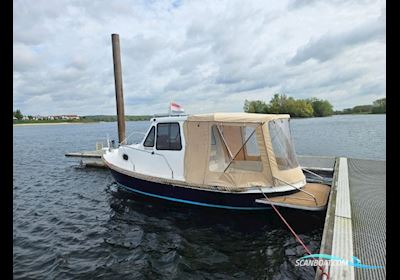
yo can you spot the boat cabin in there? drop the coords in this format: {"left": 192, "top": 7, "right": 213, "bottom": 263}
{"left": 104, "top": 113, "right": 307, "bottom": 193}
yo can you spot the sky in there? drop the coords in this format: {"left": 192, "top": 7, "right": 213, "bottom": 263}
{"left": 13, "top": 0, "right": 386, "bottom": 116}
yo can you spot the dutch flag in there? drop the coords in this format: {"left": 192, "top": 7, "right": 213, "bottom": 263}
{"left": 170, "top": 102, "right": 185, "bottom": 115}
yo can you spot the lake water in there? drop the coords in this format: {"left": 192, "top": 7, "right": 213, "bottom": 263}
{"left": 292, "top": 114, "right": 385, "bottom": 160}
{"left": 13, "top": 114, "right": 385, "bottom": 279}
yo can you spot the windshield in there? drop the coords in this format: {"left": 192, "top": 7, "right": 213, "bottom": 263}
{"left": 268, "top": 118, "right": 299, "bottom": 170}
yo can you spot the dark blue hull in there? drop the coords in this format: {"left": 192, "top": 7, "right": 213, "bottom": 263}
{"left": 109, "top": 169, "right": 298, "bottom": 211}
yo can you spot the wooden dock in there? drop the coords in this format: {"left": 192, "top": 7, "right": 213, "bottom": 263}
{"left": 65, "top": 149, "right": 106, "bottom": 168}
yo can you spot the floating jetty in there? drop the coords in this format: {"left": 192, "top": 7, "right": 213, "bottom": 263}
{"left": 65, "top": 150, "right": 386, "bottom": 279}
{"left": 315, "top": 157, "right": 386, "bottom": 280}
{"left": 65, "top": 149, "right": 106, "bottom": 168}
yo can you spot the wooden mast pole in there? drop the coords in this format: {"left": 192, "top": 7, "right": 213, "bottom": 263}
{"left": 111, "top": 33, "right": 126, "bottom": 145}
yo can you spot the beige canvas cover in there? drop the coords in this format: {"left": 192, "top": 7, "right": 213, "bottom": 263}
{"left": 183, "top": 113, "right": 306, "bottom": 191}
{"left": 186, "top": 112, "right": 290, "bottom": 123}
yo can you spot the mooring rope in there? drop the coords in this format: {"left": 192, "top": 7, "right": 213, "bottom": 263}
{"left": 258, "top": 189, "right": 330, "bottom": 279}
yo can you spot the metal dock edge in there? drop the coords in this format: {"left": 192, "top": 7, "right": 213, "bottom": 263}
{"left": 330, "top": 158, "right": 354, "bottom": 279}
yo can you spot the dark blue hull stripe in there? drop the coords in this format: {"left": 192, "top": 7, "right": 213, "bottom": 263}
{"left": 117, "top": 183, "right": 269, "bottom": 211}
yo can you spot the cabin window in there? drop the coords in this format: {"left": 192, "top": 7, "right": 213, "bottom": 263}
{"left": 143, "top": 126, "right": 155, "bottom": 147}
{"left": 268, "top": 119, "right": 299, "bottom": 170}
{"left": 156, "top": 123, "right": 182, "bottom": 150}
{"left": 209, "top": 124, "right": 262, "bottom": 172}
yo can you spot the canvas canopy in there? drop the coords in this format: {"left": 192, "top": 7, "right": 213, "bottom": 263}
{"left": 183, "top": 113, "right": 305, "bottom": 191}
{"left": 186, "top": 112, "right": 289, "bottom": 123}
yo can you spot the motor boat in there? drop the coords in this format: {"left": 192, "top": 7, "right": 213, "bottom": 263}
{"left": 102, "top": 112, "right": 330, "bottom": 211}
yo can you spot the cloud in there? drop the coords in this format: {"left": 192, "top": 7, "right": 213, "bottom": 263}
{"left": 287, "top": 0, "right": 378, "bottom": 10}
{"left": 288, "top": 15, "right": 385, "bottom": 65}
{"left": 288, "top": 0, "right": 318, "bottom": 10}
{"left": 13, "top": 0, "right": 385, "bottom": 115}
{"left": 13, "top": 44, "right": 41, "bottom": 72}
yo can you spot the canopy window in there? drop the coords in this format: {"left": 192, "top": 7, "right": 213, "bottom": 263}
{"left": 209, "top": 124, "right": 262, "bottom": 172}
{"left": 268, "top": 118, "right": 299, "bottom": 170}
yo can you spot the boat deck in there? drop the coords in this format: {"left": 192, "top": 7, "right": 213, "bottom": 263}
{"left": 255, "top": 183, "right": 331, "bottom": 211}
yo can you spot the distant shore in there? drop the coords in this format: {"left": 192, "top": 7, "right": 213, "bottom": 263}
{"left": 13, "top": 122, "right": 89, "bottom": 127}
{"left": 13, "top": 113, "right": 386, "bottom": 126}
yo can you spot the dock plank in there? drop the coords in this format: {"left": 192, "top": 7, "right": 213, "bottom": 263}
{"left": 335, "top": 158, "right": 351, "bottom": 218}
{"left": 329, "top": 158, "right": 354, "bottom": 280}
{"left": 65, "top": 150, "right": 105, "bottom": 158}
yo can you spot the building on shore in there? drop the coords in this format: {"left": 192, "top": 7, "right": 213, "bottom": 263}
{"left": 14, "top": 114, "right": 80, "bottom": 121}
{"left": 53, "top": 115, "right": 80, "bottom": 120}
{"left": 62, "top": 115, "right": 80, "bottom": 120}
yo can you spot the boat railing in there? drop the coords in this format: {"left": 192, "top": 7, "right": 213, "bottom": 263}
{"left": 301, "top": 168, "right": 325, "bottom": 182}
{"left": 121, "top": 145, "right": 174, "bottom": 179}
{"left": 95, "top": 139, "right": 108, "bottom": 151}
{"left": 153, "top": 113, "right": 188, "bottom": 117}
{"left": 272, "top": 176, "right": 318, "bottom": 205}
{"left": 119, "top": 130, "right": 147, "bottom": 145}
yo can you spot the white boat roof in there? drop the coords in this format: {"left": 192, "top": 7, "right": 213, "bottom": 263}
{"left": 151, "top": 115, "right": 188, "bottom": 122}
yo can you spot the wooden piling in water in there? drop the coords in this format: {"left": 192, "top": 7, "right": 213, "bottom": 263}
{"left": 111, "top": 34, "right": 126, "bottom": 145}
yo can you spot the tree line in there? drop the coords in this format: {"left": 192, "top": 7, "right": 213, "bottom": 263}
{"left": 244, "top": 94, "right": 386, "bottom": 117}
{"left": 334, "top": 98, "right": 386, "bottom": 115}
{"left": 13, "top": 110, "right": 152, "bottom": 122}
{"left": 244, "top": 94, "right": 334, "bottom": 117}
{"left": 13, "top": 109, "right": 23, "bottom": 120}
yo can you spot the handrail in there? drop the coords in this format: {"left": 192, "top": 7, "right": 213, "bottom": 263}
{"left": 121, "top": 145, "right": 174, "bottom": 179}
{"left": 273, "top": 176, "right": 318, "bottom": 205}
{"left": 119, "top": 130, "right": 146, "bottom": 145}
{"left": 301, "top": 167, "right": 324, "bottom": 181}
